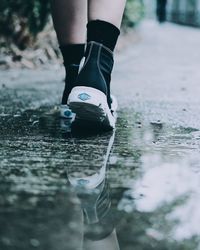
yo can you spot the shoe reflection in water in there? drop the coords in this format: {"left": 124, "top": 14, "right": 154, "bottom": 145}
{"left": 39, "top": 112, "right": 119, "bottom": 248}
{"left": 39, "top": 107, "right": 114, "bottom": 136}
{"left": 67, "top": 178, "right": 119, "bottom": 250}
{"left": 66, "top": 131, "right": 120, "bottom": 250}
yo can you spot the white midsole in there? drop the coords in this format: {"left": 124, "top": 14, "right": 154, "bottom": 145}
{"left": 67, "top": 86, "right": 116, "bottom": 128}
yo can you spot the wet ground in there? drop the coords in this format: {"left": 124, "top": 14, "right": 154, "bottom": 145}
{"left": 1, "top": 21, "right": 200, "bottom": 250}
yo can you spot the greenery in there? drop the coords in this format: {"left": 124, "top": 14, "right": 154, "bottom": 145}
{"left": 0, "top": 0, "right": 144, "bottom": 50}
{"left": 123, "top": 0, "right": 144, "bottom": 28}
{"left": 0, "top": 0, "right": 50, "bottom": 49}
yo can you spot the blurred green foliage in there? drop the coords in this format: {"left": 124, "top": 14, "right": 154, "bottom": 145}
{"left": 0, "top": 0, "right": 50, "bottom": 49}
{"left": 0, "top": 0, "right": 144, "bottom": 49}
{"left": 123, "top": 0, "right": 144, "bottom": 28}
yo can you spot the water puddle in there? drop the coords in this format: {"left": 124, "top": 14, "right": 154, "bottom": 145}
{"left": 1, "top": 107, "right": 200, "bottom": 249}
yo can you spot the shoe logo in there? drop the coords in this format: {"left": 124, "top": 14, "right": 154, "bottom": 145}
{"left": 78, "top": 93, "right": 91, "bottom": 101}
{"left": 77, "top": 179, "right": 90, "bottom": 186}
{"left": 64, "top": 110, "right": 72, "bottom": 118}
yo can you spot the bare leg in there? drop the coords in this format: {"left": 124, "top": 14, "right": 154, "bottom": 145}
{"left": 51, "top": 0, "right": 87, "bottom": 45}
{"left": 88, "top": 0, "right": 126, "bottom": 28}
{"left": 51, "top": 0, "right": 126, "bottom": 126}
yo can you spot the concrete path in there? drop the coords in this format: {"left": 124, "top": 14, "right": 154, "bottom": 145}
{"left": 114, "top": 20, "right": 200, "bottom": 128}
{"left": 1, "top": 21, "right": 200, "bottom": 250}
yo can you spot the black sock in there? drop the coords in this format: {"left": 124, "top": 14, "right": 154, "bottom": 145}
{"left": 60, "top": 44, "right": 85, "bottom": 67}
{"left": 59, "top": 44, "right": 85, "bottom": 104}
{"left": 87, "top": 20, "right": 120, "bottom": 51}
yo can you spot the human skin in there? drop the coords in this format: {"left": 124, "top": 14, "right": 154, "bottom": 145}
{"left": 51, "top": 0, "right": 126, "bottom": 45}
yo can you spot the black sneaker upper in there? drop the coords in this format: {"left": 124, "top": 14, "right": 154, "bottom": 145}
{"left": 61, "top": 42, "right": 114, "bottom": 109}
{"left": 75, "top": 42, "right": 114, "bottom": 109}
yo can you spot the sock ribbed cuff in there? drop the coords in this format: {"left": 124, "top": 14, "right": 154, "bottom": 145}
{"left": 87, "top": 20, "right": 120, "bottom": 51}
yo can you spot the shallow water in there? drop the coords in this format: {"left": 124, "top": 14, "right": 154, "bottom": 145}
{"left": 1, "top": 104, "right": 200, "bottom": 250}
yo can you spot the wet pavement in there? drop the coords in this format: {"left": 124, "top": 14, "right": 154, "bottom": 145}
{"left": 1, "top": 21, "right": 200, "bottom": 250}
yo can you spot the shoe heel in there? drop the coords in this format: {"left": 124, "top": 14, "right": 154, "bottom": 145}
{"left": 68, "top": 86, "right": 116, "bottom": 129}
{"left": 68, "top": 86, "right": 107, "bottom": 106}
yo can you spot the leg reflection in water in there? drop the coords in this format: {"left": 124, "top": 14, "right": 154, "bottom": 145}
{"left": 67, "top": 177, "right": 120, "bottom": 250}
{"left": 66, "top": 130, "right": 120, "bottom": 250}
{"left": 39, "top": 110, "right": 119, "bottom": 249}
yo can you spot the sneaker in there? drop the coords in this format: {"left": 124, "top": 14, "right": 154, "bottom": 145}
{"left": 67, "top": 42, "right": 117, "bottom": 130}
{"left": 66, "top": 130, "right": 115, "bottom": 189}
{"left": 66, "top": 130, "right": 116, "bottom": 242}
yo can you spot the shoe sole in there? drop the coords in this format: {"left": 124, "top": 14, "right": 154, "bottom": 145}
{"left": 67, "top": 86, "right": 116, "bottom": 129}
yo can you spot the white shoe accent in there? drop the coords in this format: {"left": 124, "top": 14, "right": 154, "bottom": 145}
{"left": 67, "top": 86, "right": 117, "bottom": 129}
{"left": 111, "top": 95, "right": 118, "bottom": 113}
{"left": 78, "top": 56, "right": 86, "bottom": 74}
{"left": 60, "top": 105, "right": 74, "bottom": 119}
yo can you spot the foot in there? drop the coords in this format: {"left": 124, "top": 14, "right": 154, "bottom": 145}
{"left": 67, "top": 42, "right": 117, "bottom": 130}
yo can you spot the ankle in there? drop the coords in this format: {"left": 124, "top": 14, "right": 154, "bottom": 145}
{"left": 60, "top": 44, "right": 85, "bottom": 67}
{"left": 60, "top": 44, "right": 85, "bottom": 105}
{"left": 61, "top": 64, "right": 80, "bottom": 105}
{"left": 87, "top": 20, "right": 120, "bottom": 51}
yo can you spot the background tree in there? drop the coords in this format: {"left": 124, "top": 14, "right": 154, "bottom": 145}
{"left": 0, "top": 0, "right": 144, "bottom": 50}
